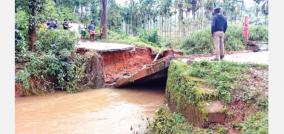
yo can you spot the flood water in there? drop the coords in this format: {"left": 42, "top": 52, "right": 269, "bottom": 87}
{"left": 16, "top": 85, "right": 165, "bottom": 134}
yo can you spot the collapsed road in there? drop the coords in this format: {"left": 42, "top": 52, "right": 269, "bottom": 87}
{"left": 76, "top": 41, "right": 183, "bottom": 88}
{"left": 76, "top": 41, "right": 268, "bottom": 89}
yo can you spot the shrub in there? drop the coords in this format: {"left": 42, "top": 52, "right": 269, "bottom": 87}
{"left": 180, "top": 24, "right": 268, "bottom": 54}
{"left": 161, "top": 39, "right": 182, "bottom": 49}
{"left": 249, "top": 25, "right": 268, "bottom": 42}
{"left": 256, "top": 96, "right": 268, "bottom": 111}
{"left": 15, "top": 29, "right": 28, "bottom": 63}
{"left": 17, "top": 27, "right": 86, "bottom": 95}
{"left": 15, "top": 10, "right": 29, "bottom": 63}
{"left": 225, "top": 25, "right": 245, "bottom": 51}
{"left": 240, "top": 112, "right": 268, "bottom": 134}
{"left": 16, "top": 10, "right": 29, "bottom": 33}
{"left": 57, "top": 6, "right": 76, "bottom": 22}
{"left": 35, "top": 29, "right": 78, "bottom": 54}
{"left": 180, "top": 29, "right": 214, "bottom": 54}
{"left": 138, "top": 29, "right": 161, "bottom": 47}
{"left": 17, "top": 69, "right": 32, "bottom": 96}
{"left": 42, "top": 0, "right": 59, "bottom": 20}
{"left": 147, "top": 106, "right": 213, "bottom": 134}
{"left": 107, "top": 30, "right": 130, "bottom": 41}
{"left": 105, "top": 30, "right": 162, "bottom": 52}
{"left": 25, "top": 51, "right": 86, "bottom": 94}
{"left": 17, "top": 69, "right": 30, "bottom": 90}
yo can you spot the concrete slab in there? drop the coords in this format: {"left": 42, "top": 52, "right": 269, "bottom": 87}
{"left": 114, "top": 56, "right": 172, "bottom": 87}
{"left": 193, "top": 51, "right": 268, "bottom": 65}
{"left": 76, "top": 41, "right": 135, "bottom": 52}
{"left": 223, "top": 51, "right": 268, "bottom": 65}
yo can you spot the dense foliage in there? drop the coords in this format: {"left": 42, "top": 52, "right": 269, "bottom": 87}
{"left": 35, "top": 29, "right": 78, "bottom": 53}
{"left": 180, "top": 29, "right": 214, "bottom": 54}
{"left": 16, "top": 30, "right": 85, "bottom": 95}
{"left": 15, "top": 29, "right": 28, "bottom": 63}
{"left": 249, "top": 25, "right": 268, "bottom": 42}
{"left": 138, "top": 29, "right": 161, "bottom": 47}
{"left": 105, "top": 30, "right": 163, "bottom": 52}
{"left": 25, "top": 50, "right": 85, "bottom": 93}
{"left": 180, "top": 25, "right": 268, "bottom": 54}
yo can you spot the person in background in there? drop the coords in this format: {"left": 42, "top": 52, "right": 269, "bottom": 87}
{"left": 243, "top": 16, "right": 249, "bottom": 45}
{"left": 88, "top": 20, "right": 95, "bottom": 41}
{"left": 47, "top": 19, "right": 53, "bottom": 29}
{"left": 211, "top": 7, "right": 228, "bottom": 60}
{"left": 63, "top": 19, "right": 71, "bottom": 30}
{"left": 47, "top": 19, "right": 57, "bottom": 29}
{"left": 80, "top": 24, "right": 87, "bottom": 41}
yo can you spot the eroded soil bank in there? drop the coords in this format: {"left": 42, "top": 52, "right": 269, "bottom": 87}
{"left": 16, "top": 86, "right": 165, "bottom": 134}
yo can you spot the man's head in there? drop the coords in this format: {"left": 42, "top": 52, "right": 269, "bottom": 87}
{"left": 214, "top": 7, "right": 221, "bottom": 14}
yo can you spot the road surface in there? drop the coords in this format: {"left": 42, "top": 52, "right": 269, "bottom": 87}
{"left": 194, "top": 51, "right": 268, "bottom": 65}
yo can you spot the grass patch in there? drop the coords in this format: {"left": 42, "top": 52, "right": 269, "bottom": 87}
{"left": 146, "top": 106, "right": 213, "bottom": 134}
{"left": 167, "top": 60, "right": 253, "bottom": 105}
{"left": 101, "top": 30, "right": 164, "bottom": 53}
{"left": 150, "top": 60, "right": 268, "bottom": 133}
{"left": 239, "top": 112, "right": 268, "bottom": 134}
{"left": 188, "top": 60, "right": 252, "bottom": 103}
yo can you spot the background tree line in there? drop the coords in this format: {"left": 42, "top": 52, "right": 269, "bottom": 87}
{"left": 16, "top": 0, "right": 269, "bottom": 52}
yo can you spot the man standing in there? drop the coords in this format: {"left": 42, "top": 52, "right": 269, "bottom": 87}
{"left": 80, "top": 24, "right": 87, "bottom": 41}
{"left": 88, "top": 20, "right": 95, "bottom": 42}
{"left": 211, "top": 7, "right": 228, "bottom": 60}
{"left": 243, "top": 16, "right": 249, "bottom": 45}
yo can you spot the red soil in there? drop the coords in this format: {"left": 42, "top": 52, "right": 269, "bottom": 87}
{"left": 102, "top": 48, "right": 154, "bottom": 83}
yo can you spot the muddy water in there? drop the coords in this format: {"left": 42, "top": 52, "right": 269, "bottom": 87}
{"left": 16, "top": 87, "right": 164, "bottom": 134}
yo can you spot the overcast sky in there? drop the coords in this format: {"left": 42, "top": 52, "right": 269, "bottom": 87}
{"left": 245, "top": 0, "right": 256, "bottom": 8}
{"left": 115, "top": 0, "right": 130, "bottom": 6}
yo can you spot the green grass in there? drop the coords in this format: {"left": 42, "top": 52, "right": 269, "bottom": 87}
{"left": 167, "top": 60, "right": 253, "bottom": 105}
{"left": 189, "top": 60, "right": 252, "bottom": 103}
{"left": 103, "top": 30, "right": 164, "bottom": 53}
{"left": 146, "top": 106, "right": 213, "bottom": 134}
{"left": 148, "top": 60, "right": 268, "bottom": 133}
{"left": 240, "top": 112, "right": 268, "bottom": 134}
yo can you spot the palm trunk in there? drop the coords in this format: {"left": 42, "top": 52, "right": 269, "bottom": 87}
{"left": 100, "top": 0, "right": 107, "bottom": 39}
{"left": 28, "top": 0, "right": 36, "bottom": 52}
